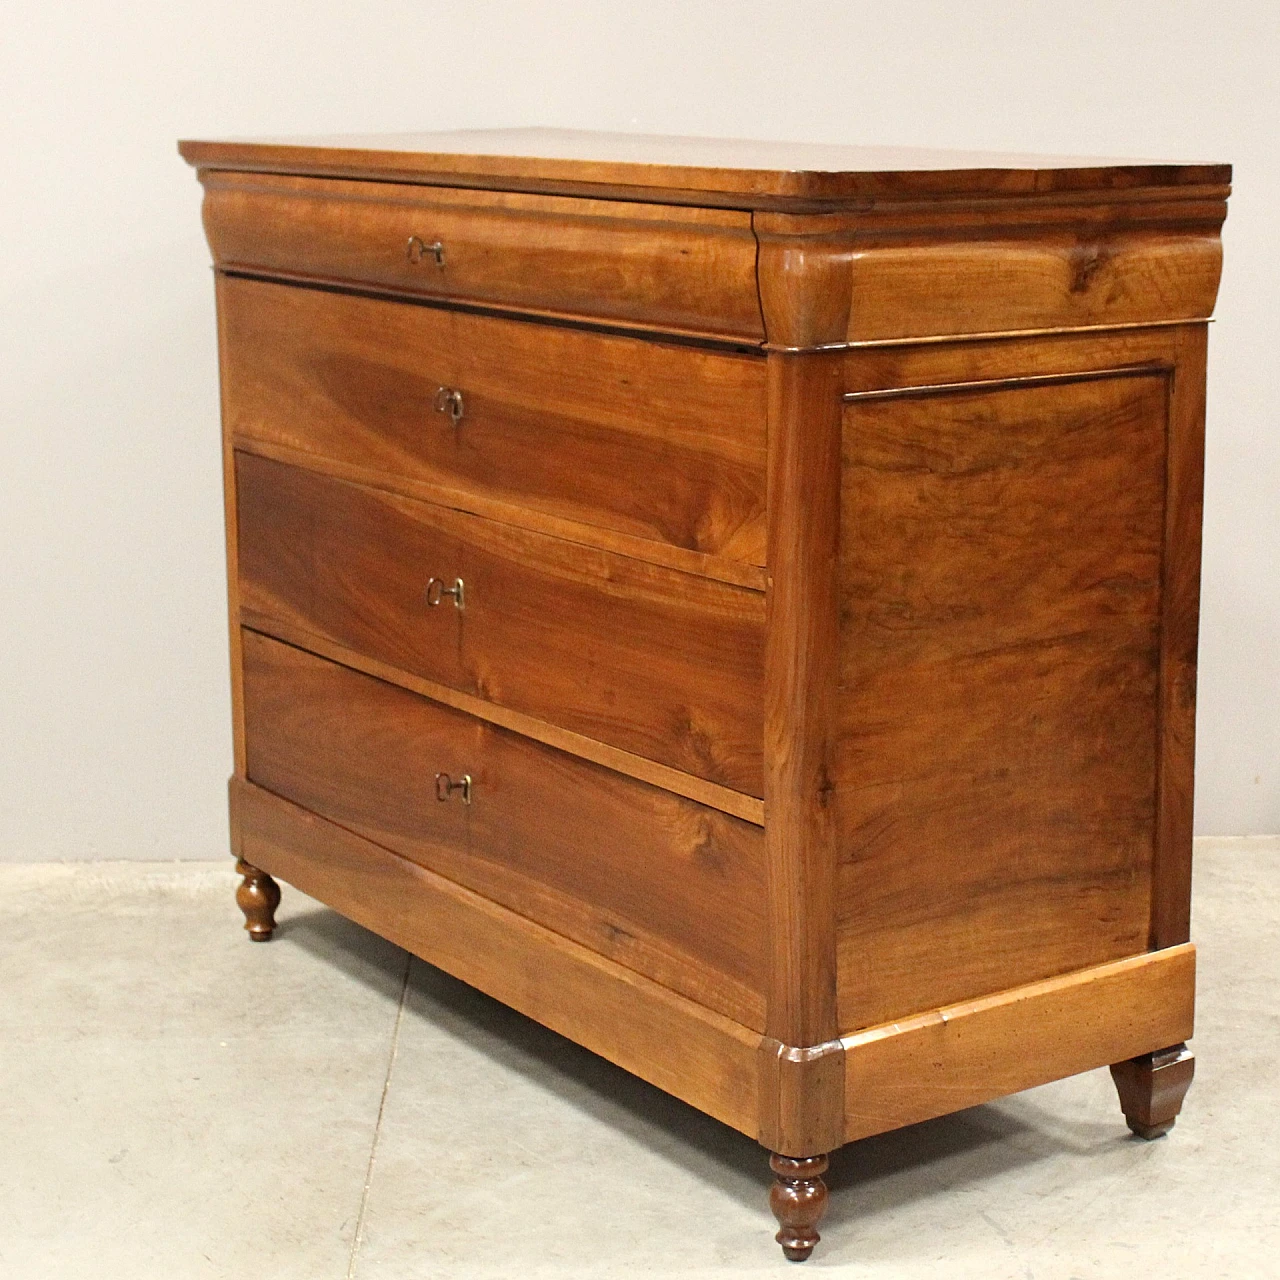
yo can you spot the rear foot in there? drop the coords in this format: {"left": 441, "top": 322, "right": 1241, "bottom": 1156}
{"left": 1110, "top": 1043, "right": 1194, "bottom": 1139}
{"left": 235, "top": 859, "right": 280, "bottom": 941}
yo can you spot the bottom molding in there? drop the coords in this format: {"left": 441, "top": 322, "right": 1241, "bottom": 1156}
{"left": 841, "top": 943, "right": 1196, "bottom": 1143}
{"left": 230, "top": 777, "right": 1195, "bottom": 1154}
{"left": 231, "top": 777, "right": 766, "bottom": 1137}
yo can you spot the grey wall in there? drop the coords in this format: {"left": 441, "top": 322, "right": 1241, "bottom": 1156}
{"left": 1, "top": 0, "right": 1275, "bottom": 860}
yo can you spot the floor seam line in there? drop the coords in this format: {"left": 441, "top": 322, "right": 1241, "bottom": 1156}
{"left": 346, "top": 950, "right": 412, "bottom": 1280}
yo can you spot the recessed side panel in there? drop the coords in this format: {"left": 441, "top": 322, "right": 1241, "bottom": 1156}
{"left": 835, "top": 369, "right": 1168, "bottom": 1033}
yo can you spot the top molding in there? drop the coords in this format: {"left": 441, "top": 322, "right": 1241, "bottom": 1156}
{"left": 178, "top": 127, "right": 1231, "bottom": 213}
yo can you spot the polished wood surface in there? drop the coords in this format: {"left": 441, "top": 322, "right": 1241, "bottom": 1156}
{"left": 757, "top": 1037, "right": 844, "bottom": 1159}
{"left": 234, "top": 859, "right": 280, "bottom": 941}
{"left": 756, "top": 207, "right": 1225, "bottom": 348}
{"left": 768, "top": 1154, "right": 829, "bottom": 1262}
{"left": 842, "top": 946, "right": 1195, "bottom": 1142}
{"left": 841, "top": 319, "right": 1187, "bottom": 390}
{"left": 1152, "top": 325, "right": 1209, "bottom": 949}
{"left": 219, "top": 275, "right": 767, "bottom": 565}
{"left": 200, "top": 171, "right": 764, "bottom": 340}
{"left": 232, "top": 776, "right": 765, "bottom": 1136}
{"left": 233, "top": 614, "right": 764, "bottom": 825}
{"left": 187, "top": 129, "right": 1228, "bottom": 1263}
{"left": 236, "top": 452, "right": 766, "bottom": 795}
{"left": 1110, "top": 1043, "right": 1196, "bottom": 1139}
{"left": 241, "top": 631, "right": 767, "bottom": 1027}
{"left": 216, "top": 302, "right": 249, "bottom": 779}
{"left": 180, "top": 128, "right": 1229, "bottom": 208}
{"left": 834, "top": 362, "right": 1169, "bottom": 1032}
{"left": 762, "top": 352, "right": 842, "bottom": 1053}
{"left": 235, "top": 433, "right": 767, "bottom": 594}
{"left": 829, "top": 226, "right": 1224, "bottom": 343}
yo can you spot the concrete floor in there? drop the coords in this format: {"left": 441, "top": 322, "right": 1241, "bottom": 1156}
{"left": 2, "top": 839, "right": 1276, "bottom": 1278}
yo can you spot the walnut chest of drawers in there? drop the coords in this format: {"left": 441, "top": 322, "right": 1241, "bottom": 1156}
{"left": 180, "top": 129, "right": 1229, "bottom": 1261}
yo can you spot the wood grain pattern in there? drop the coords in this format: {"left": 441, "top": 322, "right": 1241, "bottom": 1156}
{"left": 1110, "top": 1043, "right": 1195, "bottom": 1138}
{"left": 241, "top": 631, "right": 767, "bottom": 1027}
{"left": 842, "top": 320, "right": 1207, "bottom": 989}
{"left": 179, "top": 128, "right": 1230, "bottom": 208}
{"left": 231, "top": 775, "right": 765, "bottom": 1137}
{"left": 200, "top": 171, "right": 764, "bottom": 341}
{"left": 1151, "top": 324, "right": 1209, "bottom": 948}
{"left": 754, "top": 223, "right": 859, "bottom": 351}
{"left": 762, "top": 353, "right": 843, "bottom": 1053}
{"left": 185, "top": 133, "right": 1230, "bottom": 1259}
{"left": 236, "top": 452, "right": 766, "bottom": 795}
{"left": 235, "top": 433, "right": 767, "bottom": 594}
{"left": 218, "top": 274, "right": 767, "bottom": 565}
{"left": 755, "top": 212, "right": 1225, "bottom": 349}
{"left": 841, "top": 325, "right": 1184, "bottom": 393}
{"left": 836, "top": 229, "right": 1222, "bottom": 345}
{"left": 757, "top": 1037, "right": 845, "bottom": 1158}
{"left": 234, "top": 858, "right": 280, "bottom": 941}
{"left": 842, "top": 945, "right": 1195, "bottom": 1142}
{"left": 835, "top": 369, "right": 1169, "bottom": 1032}
{"left": 215, "top": 293, "right": 248, "bottom": 778}
{"left": 234, "top": 613, "right": 764, "bottom": 825}
{"left": 768, "top": 1154, "right": 829, "bottom": 1261}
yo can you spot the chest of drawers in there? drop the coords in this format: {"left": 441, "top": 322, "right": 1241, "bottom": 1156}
{"left": 180, "top": 129, "right": 1229, "bottom": 1261}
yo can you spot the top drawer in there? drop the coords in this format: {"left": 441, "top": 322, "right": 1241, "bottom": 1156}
{"left": 200, "top": 171, "right": 765, "bottom": 343}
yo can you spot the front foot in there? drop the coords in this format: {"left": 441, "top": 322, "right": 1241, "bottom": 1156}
{"left": 769, "top": 1153, "right": 828, "bottom": 1262}
{"left": 235, "top": 859, "right": 281, "bottom": 941}
{"left": 1110, "top": 1043, "right": 1194, "bottom": 1139}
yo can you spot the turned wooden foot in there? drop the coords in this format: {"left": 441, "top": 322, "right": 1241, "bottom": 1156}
{"left": 235, "top": 858, "right": 281, "bottom": 941}
{"left": 1110, "top": 1043, "right": 1194, "bottom": 1139}
{"left": 769, "top": 1153, "right": 828, "bottom": 1262}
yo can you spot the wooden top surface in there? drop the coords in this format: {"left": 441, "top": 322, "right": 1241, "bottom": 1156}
{"left": 178, "top": 128, "right": 1229, "bottom": 207}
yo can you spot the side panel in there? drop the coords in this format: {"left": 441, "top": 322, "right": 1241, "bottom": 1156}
{"left": 835, "top": 349, "right": 1175, "bottom": 1032}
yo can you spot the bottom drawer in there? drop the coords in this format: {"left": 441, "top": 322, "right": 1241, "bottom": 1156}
{"left": 240, "top": 629, "right": 767, "bottom": 1029}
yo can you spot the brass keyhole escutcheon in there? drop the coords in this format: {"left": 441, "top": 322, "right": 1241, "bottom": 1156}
{"left": 435, "top": 772, "right": 472, "bottom": 805}
{"left": 406, "top": 235, "right": 445, "bottom": 266}
{"left": 434, "top": 386, "right": 465, "bottom": 425}
{"left": 424, "top": 576, "right": 465, "bottom": 610}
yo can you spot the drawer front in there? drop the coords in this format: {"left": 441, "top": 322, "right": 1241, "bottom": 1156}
{"left": 236, "top": 453, "right": 765, "bottom": 796}
{"left": 219, "top": 275, "right": 767, "bottom": 567}
{"left": 241, "top": 630, "right": 767, "bottom": 1028}
{"left": 202, "top": 171, "right": 765, "bottom": 342}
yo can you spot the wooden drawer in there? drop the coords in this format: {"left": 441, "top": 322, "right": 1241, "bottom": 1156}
{"left": 241, "top": 630, "right": 767, "bottom": 1028}
{"left": 201, "top": 171, "right": 765, "bottom": 343}
{"left": 219, "top": 275, "right": 767, "bottom": 570}
{"left": 236, "top": 452, "right": 765, "bottom": 797}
